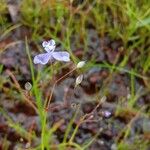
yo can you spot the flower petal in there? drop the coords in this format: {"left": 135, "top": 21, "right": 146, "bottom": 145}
{"left": 42, "top": 41, "right": 49, "bottom": 48}
{"left": 52, "top": 52, "right": 70, "bottom": 62}
{"left": 42, "top": 40, "right": 56, "bottom": 53}
{"left": 33, "top": 53, "right": 53, "bottom": 65}
{"left": 44, "top": 45, "right": 55, "bottom": 53}
{"left": 48, "top": 39, "right": 55, "bottom": 46}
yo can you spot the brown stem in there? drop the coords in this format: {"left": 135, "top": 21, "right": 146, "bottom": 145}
{"left": 6, "top": 70, "right": 38, "bottom": 113}
{"left": 45, "top": 67, "right": 76, "bottom": 111}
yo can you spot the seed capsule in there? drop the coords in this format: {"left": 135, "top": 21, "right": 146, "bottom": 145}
{"left": 75, "top": 74, "right": 83, "bottom": 87}
{"left": 76, "top": 61, "right": 86, "bottom": 68}
{"left": 24, "top": 82, "right": 32, "bottom": 91}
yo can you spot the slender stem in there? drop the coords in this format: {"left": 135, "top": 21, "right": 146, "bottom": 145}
{"left": 56, "top": 67, "right": 76, "bottom": 84}
{"left": 45, "top": 67, "right": 76, "bottom": 111}
{"left": 45, "top": 83, "right": 56, "bottom": 111}
{"left": 41, "top": 111, "right": 47, "bottom": 150}
{"left": 69, "top": 97, "right": 106, "bottom": 143}
{"left": 6, "top": 70, "right": 38, "bottom": 113}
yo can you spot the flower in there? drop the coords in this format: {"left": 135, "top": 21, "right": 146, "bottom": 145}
{"left": 33, "top": 39, "right": 70, "bottom": 65}
{"left": 102, "top": 110, "right": 111, "bottom": 118}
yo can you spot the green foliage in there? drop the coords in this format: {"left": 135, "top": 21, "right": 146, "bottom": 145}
{"left": 0, "top": 0, "right": 9, "bottom": 32}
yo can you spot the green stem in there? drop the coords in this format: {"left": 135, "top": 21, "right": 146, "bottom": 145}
{"left": 41, "top": 111, "right": 47, "bottom": 150}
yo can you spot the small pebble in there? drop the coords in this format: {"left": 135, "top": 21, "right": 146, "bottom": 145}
{"left": 98, "top": 140, "right": 104, "bottom": 145}
{"left": 25, "top": 142, "right": 31, "bottom": 149}
{"left": 99, "top": 127, "right": 103, "bottom": 132}
{"left": 88, "top": 115, "right": 94, "bottom": 120}
{"left": 111, "top": 143, "right": 117, "bottom": 150}
{"left": 20, "top": 138, "right": 23, "bottom": 142}
{"left": 71, "top": 103, "right": 77, "bottom": 109}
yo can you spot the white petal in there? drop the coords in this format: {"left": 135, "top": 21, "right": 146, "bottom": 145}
{"left": 44, "top": 45, "right": 55, "bottom": 53}
{"left": 33, "top": 53, "right": 53, "bottom": 65}
{"left": 48, "top": 39, "right": 55, "bottom": 46}
{"left": 42, "top": 41, "right": 49, "bottom": 48}
{"left": 42, "top": 40, "right": 56, "bottom": 53}
{"left": 52, "top": 52, "right": 70, "bottom": 62}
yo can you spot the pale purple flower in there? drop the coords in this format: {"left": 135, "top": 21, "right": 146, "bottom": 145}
{"left": 33, "top": 39, "right": 70, "bottom": 65}
{"left": 103, "top": 110, "right": 111, "bottom": 118}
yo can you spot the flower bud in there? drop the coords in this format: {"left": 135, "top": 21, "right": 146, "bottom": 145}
{"left": 77, "top": 61, "right": 86, "bottom": 68}
{"left": 24, "top": 82, "right": 32, "bottom": 91}
{"left": 75, "top": 74, "right": 83, "bottom": 87}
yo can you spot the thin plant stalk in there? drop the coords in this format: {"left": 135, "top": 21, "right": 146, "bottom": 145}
{"left": 6, "top": 69, "right": 38, "bottom": 113}
{"left": 45, "top": 67, "right": 76, "bottom": 111}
